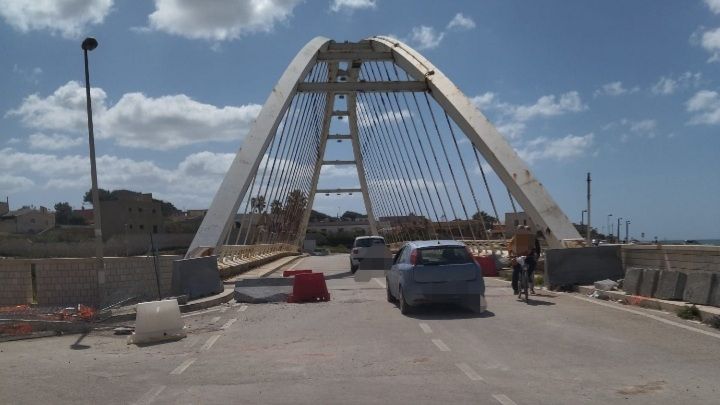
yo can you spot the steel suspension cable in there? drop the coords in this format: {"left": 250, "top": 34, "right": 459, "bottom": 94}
{"left": 472, "top": 147, "right": 503, "bottom": 239}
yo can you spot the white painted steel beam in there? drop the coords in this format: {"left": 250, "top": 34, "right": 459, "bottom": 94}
{"left": 186, "top": 37, "right": 332, "bottom": 258}
{"left": 316, "top": 51, "right": 393, "bottom": 61}
{"left": 296, "top": 81, "right": 427, "bottom": 93}
{"left": 367, "top": 36, "right": 580, "bottom": 248}
{"left": 316, "top": 188, "right": 362, "bottom": 194}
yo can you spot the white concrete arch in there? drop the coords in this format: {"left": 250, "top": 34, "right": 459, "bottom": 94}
{"left": 187, "top": 36, "right": 581, "bottom": 258}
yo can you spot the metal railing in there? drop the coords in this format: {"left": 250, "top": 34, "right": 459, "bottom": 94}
{"left": 215, "top": 243, "right": 298, "bottom": 270}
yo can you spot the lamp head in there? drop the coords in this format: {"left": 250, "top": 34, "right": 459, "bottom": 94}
{"left": 82, "top": 37, "right": 98, "bottom": 51}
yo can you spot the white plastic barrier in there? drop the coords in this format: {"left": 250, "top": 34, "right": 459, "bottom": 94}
{"left": 128, "top": 298, "right": 186, "bottom": 344}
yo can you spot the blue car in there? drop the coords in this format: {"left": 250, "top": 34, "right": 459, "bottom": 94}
{"left": 386, "top": 240, "right": 487, "bottom": 315}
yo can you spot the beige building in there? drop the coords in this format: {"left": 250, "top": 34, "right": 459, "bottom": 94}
{"left": 99, "top": 191, "right": 164, "bottom": 240}
{"left": 0, "top": 206, "right": 55, "bottom": 234}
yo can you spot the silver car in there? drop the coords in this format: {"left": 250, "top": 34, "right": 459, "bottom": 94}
{"left": 386, "top": 240, "right": 487, "bottom": 314}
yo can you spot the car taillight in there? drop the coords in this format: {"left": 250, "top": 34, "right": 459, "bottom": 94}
{"left": 352, "top": 248, "right": 359, "bottom": 254}
{"left": 410, "top": 249, "right": 418, "bottom": 265}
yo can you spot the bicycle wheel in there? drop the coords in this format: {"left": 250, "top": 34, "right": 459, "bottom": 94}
{"left": 520, "top": 271, "right": 529, "bottom": 302}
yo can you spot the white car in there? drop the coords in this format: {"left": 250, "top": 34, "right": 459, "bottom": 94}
{"left": 350, "top": 236, "right": 386, "bottom": 273}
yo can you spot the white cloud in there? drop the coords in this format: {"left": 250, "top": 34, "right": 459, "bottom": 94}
{"left": 12, "top": 65, "right": 43, "bottom": 85}
{"left": 470, "top": 92, "right": 495, "bottom": 110}
{"left": 147, "top": 0, "right": 301, "bottom": 41}
{"left": 408, "top": 26, "right": 445, "bottom": 50}
{"left": 509, "top": 91, "right": 586, "bottom": 122}
{"left": 447, "top": 13, "right": 475, "bottom": 31}
{"left": 700, "top": 27, "right": 720, "bottom": 62}
{"left": 0, "top": 0, "right": 113, "bottom": 38}
{"left": 651, "top": 72, "right": 702, "bottom": 95}
{"left": 0, "top": 174, "right": 35, "bottom": 194}
{"left": 628, "top": 119, "right": 656, "bottom": 134}
{"left": 594, "top": 81, "right": 638, "bottom": 97}
{"left": 495, "top": 122, "right": 526, "bottom": 140}
{"left": 8, "top": 81, "right": 262, "bottom": 150}
{"left": 7, "top": 81, "right": 108, "bottom": 133}
{"left": 101, "top": 93, "right": 261, "bottom": 149}
{"left": 28, "top": 133, "right": 83, "bottom": 150}
{"left": 686, "top": 90, "right": 720, "bottom": 125}
{"left": 704, "top": 0, "right": 720, "bottom": 13}
{"left": 517, "top": 133, "right": 594, "bottom": 164}
{"left": 330, "top": 0, "right": 376, "bottom": 13}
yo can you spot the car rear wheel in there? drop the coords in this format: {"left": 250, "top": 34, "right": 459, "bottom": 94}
{"left": 399, "top": 286, "right": 412, "bottom": 315}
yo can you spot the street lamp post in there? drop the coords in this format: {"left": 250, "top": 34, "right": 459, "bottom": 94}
{"left": 625, "top": 220, "right": 631, "bottom": 244}
{"left": 581, "top": 210, "right": 587, "bottom": 227}
{"left": 82, "top": 37, "right": 105, "bottom": 302}
{"left": 607, "top": 214, "right": 613, "bottom": 241}
{"left": 616, "top": 217, "right": 623, "bottom": 244}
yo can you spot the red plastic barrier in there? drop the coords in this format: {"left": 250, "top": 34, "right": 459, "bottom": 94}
{"left": 287, "top": 272, "right": 330, "bottom": 303}
{"left": 474, "top": 255, "right": 498, "bottom": 277}
{"left": 283, "top": 269, "right": 313, "bottom": 277}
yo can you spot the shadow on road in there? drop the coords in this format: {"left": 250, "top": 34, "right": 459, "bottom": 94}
{"left": 518, "top": 298, "right": 556, "bottom": 306}
{"left": 406, "top": 304, "right": 496, "bottom": 320}
{"left": 70, "top": 331, "right": 91, "bottom": 350}
{"left": 324, "top": 271, "right": 354, "bottom": 280}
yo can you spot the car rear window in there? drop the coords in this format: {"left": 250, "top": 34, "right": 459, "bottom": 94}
{"left": 355, "top": 238, "right": 385, "bottom": 248}
{"left": 417, "top": 246, "right": 472, "bottom": 265}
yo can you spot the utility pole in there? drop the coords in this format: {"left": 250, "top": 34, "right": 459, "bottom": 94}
{"left": 586, "top": 172, "right": 591, "bottom": 245}
{"left": 625, "top": 220, "right": 631, "bottom": 244}
{"left": 617, "top": 217, "right": 623, "bottom": 244}
{"left": 607, "top": 214, "right": 613, "bottom": 241}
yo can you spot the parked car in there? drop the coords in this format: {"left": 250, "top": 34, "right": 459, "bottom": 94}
{"left": 386, "top": 240, "right": 486, "bottom": 314}
{"left": 350, "top": 236, "right": 386, "bottom": 273}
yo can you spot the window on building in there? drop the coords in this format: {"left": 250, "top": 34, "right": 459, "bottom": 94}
{"left": 153, "top": 225, "right": 158, "bottom": 233}
{"left": 523, "top": 219, "right": 527, "bottom": 225}
{"left": 514, "top": 220, "right": 519, "bottom": 226}
{"left": 152, "top": 209, "right": 156, "bottom": 214}
{"left": 139, "top": 224, "right": 144, "bottom": 230}
{"left": 30, "top": 218, "right": 36, "bottom": 223}
{"left": 128, "top": 224, "right": 133, "bottom": 229}
{"left": 128, "top": 207, "right": 132, "bottom": 212}
{"left": 138, "top": 207, "right": 143, "bottom": 213}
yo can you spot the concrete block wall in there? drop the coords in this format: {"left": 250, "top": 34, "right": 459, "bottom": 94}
{"left": 0, "top": 260, "right": 33, "bottom": 306}
{"left": 621, "top": 245, "right": 720, "bottom": 273}
{"left": 0, "top": 255, "right": 180, "bottom": 307}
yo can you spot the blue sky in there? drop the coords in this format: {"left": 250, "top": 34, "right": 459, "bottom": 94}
{"left": 1, "top": 0, "right": 719, "bottom": 240}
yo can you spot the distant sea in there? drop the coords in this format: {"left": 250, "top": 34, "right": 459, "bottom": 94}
{"left": 659, "top": 239, "right": 720, "bottom": 246}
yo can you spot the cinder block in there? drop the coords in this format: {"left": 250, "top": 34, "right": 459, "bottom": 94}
{"left": 683, "top": 272, "right": 714, "bottom": 305}
{"left": 639, "top": 269, "right": 659, "bottom": 297}
{"left": 709, "top": 274, "right": 720, "bottom": 307}
{"left": 623, "top": 267, "right": 644, "bottom": 295}
{"left": 655, "top": 271, "right": 687, "bottom": 300}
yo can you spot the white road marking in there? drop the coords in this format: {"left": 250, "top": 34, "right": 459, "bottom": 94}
{"left": 221, "top": 318, "right": 237, "bottom": 330}
{"left": 170, "top": 358, "right": 196, "bottom": 375}
{"left": 200, "top": 335, "right": 221, "bottom": 351}
{"left": 419, "top": 323, "right": 432, "bottom": 334}
{"left": 181, "top": 307, "right": 220, "bottom": 318}
{"left": 373, "top": 278, "right": 386, "bottom": 288}
{"left": 492, "top": 394, "right": 518, "bottom": 405}
{"left": 134, "top": 385, "right": 166, "bottom": 405}
{"left": 431, "top": 338, "right": 450, "bottom": 352}
{"left": 566, "top": 294, "right": 720, "bottom": 340}
{"left": 210, "top": 316, "right": 221, "bottom": 324}
{"left": 238, "top": 304, "right": 248, "bottom": 312}
{"left": 456, "top": 363, "right": 484, "bottom": 381}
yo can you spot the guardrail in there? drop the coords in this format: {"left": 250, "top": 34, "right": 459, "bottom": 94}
{"left": 215, "top": 243, "right": 299, "bottom": 272}
{"left": 388, "top": 239, "right": 509, "bottom": 256}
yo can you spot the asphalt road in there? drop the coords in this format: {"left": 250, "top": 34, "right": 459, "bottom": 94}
{"left": 2, "top": 254, "right": 719, "bottom": 405}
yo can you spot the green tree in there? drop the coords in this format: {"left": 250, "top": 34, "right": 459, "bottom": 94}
{"left": 82, "top": 188, "right": 114, "bottom": 205}
{"left": 54, "top": 202, "right": 72, "bottom": 225}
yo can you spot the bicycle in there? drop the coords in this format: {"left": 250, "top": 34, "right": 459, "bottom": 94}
{"left": 517, "top": 264, "right": 529, "bottom": 303}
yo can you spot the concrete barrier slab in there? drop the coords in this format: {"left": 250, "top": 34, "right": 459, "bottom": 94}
{"left": 171, "top": 256, "right": 223, "bottom": 300}
{"left": 710, "top": 274, "right": 720, "bottom": 307}
{"left": 639, "top": 269, "right": 659, "bottom": 297}
{"left": 654, "top": 271, "right": 687, "bottom": 300}
{"left": 233, "top": 278, "right": 293, "bottom": 303}
{"left": 683, "top": 272, "right": 714, "bottom": 305}
{"left": 623, "top": 267, "right": 643, "bottom": 295}
{"left": 545, "top": 246, "right": 623, "bottom": 287}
